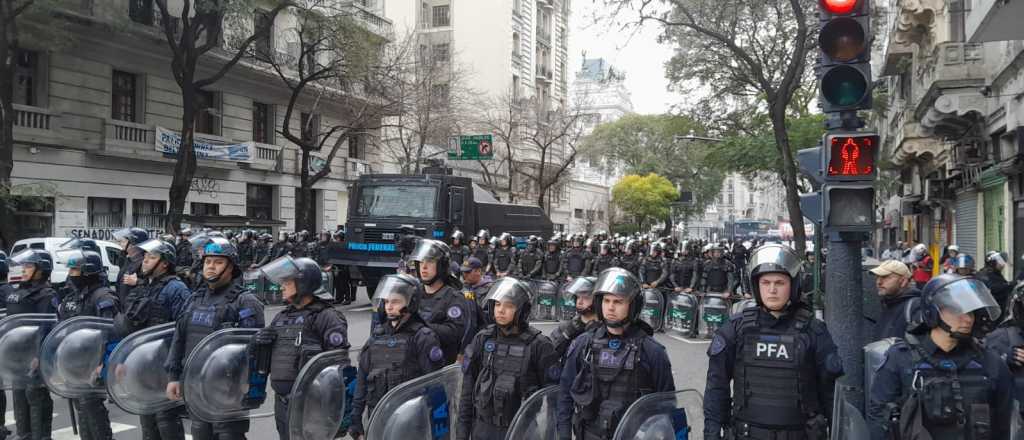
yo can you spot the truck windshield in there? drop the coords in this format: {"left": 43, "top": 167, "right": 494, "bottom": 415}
{"left": 356, "top": 185, "right": 438, "bottom": 218}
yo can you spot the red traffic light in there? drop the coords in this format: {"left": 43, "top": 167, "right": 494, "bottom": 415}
{"left": 821, "top": 0, "right": 858, "bottom": 14}
{"left": 826, "top": 134, "right": 878, "bottom": 178}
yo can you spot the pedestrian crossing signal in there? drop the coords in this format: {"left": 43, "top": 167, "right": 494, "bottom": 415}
{"left": 825, "top": 134, "right": 878, "bottom": 180}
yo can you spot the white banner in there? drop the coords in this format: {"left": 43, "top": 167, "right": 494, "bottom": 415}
{"left": 155, "top": 126, "right": 253, "bottom": 163}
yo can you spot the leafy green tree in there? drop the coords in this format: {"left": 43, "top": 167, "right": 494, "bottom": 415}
{"left": 705, "top": 114, "right": 826, "bottom": 190}
{"left": 612, "top": 173, "right": 679, "bottom": 232}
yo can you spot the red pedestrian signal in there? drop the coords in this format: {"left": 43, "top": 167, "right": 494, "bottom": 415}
{"left": 825, "top": 134, "right": 878, "bottom": 179}
{"left": 821, "top": 0, "right": 859, "bottom": 15}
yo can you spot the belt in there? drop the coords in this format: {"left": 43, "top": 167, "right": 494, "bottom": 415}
{"left": 733, "top": 422, "right": 807, "bottom": 440}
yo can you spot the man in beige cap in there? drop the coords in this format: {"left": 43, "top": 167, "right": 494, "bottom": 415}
{"left": 870, "top": 260, "right": 919, "bottom": 339}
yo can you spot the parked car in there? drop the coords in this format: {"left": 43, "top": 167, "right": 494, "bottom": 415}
{"left": 9, "top": 237, "right": 123, "bottom": 285}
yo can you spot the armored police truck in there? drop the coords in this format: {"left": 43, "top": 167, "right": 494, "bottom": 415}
{"left": 329, "top": 172, "right": 553, "bottom": 297}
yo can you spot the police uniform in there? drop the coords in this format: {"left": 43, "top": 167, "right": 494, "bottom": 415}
{"left": 472, "top": 245, "right": 491, "bottom": 271}
{"left": 116, "top": 251, "right": 145, "bottom": 302}
{"left": 451, "top": 244, "right": 470, "bottom": 268}
{"left": 267, "top": 298, "right": 349, "bottom": 440}
{"left": 236, "top": 240, "right": 254, "bottom": 269}
{"left": 542, "top": 250, "right": 564, "bottom": 281}
{"left": 349, "top": 315, "right": 446, "bottom": 436}
{"left": 669, "top": 256, "right": 699, "bottom": 291}
{"left": 457, "top": 325, "right": 558, "bottom": 439}
{"left": 591, "top": 254, "right": 619, "bottom": 275}
{"left": 561, "top": 247, "right": 591, "bottom": 279}
{"left": 6, "top": 279, "right": 57, "bottom": 440}
{"left": 700, "top": 258, "right": 735, "bottom": 293}
{"left": 549, "top": 317, "right": 601, "bottom": 360}
{"left": 639, "top": 256, "right": 668, "bottom": 288}
{"left": 165, "top": 280, "right": 265, "bottom": 440}
{"left": 490, "top": 246, "right": 518, "bottom": 275}
{"left": 176, "top": 240, "right": 193, "bottom": 270}
{"left": 418, "top": 285, "right": 473, "bottom": 363}
{"left": 463, "top": 275, "right": 495, "bottom": 328}
{"left": 983, "top": 325, "right": 1024, "bottom": 418}
{"left": 618, "top": 253, "right": 641, "bottom": 278}
{"left": 516, "top": 247, "right": 543, "bottom": 279}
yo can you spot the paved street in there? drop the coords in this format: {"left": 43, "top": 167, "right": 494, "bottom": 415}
{"left": 2, "top": 286, "right": 710, "bottom": 440}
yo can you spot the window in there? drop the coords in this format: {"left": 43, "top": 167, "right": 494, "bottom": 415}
{"left": 246, "top": 184, "right": 274, "bottom": 220}
{"left": 253, "top": 102, "right": 272, "bottom": 143}
{"left": 300, "top": 112, "right": 320, "bottom": 146}
{"left": 420, "top": 2, "right": 429, "bottom": 27}
{"left": 432, "top": 5, "right": 450, "bottom": 27}
{"left": 111, "top": 70, "right": 138, "bottom": 122}
{"left": 195, "top": 89, "right": 218, "bottom": 135}
{"left": 129, "top": 0, "right": 154, "bottom": 25}
{"left": 431, "top": 83, "right": 450, "bottom": 104}
{"left": 132, "top": 199, "right": 165, "bottom": 229}
{"left": 749, "top": 193, "right": 755, "bottom": 204}
{"left": 598, "top": 211, "right": 604, "bottom": 220}
{"left": 513, "top": 0, "right": 521, "bottom": 15}
{"left": 574, "top": 208, "right": 583, "bottom": 219}
{"left": 89, "top": 197, "right": 125, "bottom": 228}
{"left": 512, "top": 75, "right": 520, "bottom": 100}
{"left": 13, "top": 196, "right": 54, "bottom": 240}
{"left": 432, "top": 43, "right": 450, "bottom": 62}
{"left": 727, "top": 192, "right": 734, "bottom": 206}
{"left": 253, "top": 10, "right": 273, "bottom": 61}
{"left": 14, "top": 51, "right": 38, "bottom": 106}
{"left": 512, "top": 32, "right": 521, "bottom": 58}
{"left": 191, "top": 202, "right": 220, "bottom": 216}
{"left": 348, "top": 133, "right": 364, "bottom": 159}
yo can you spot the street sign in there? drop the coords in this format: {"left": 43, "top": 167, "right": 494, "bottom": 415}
{"left": 447, "top": 135, "right": 494, "bottom": 160}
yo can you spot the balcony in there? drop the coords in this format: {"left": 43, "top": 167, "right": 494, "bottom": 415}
{"left": 537, "top": 30, "right": 551, "bottom": 45}
{"left": 914, "top": 42, "right": 989, "bottom": 137}
{"left": 13, "top": 104, "right": 65, "bottom": 146}
{"left": 248, "top": 142, "right": 283, "bottom": 171}
{"left": 102, "top": 118, "right": 154, "bottom": 155}
{"left": 535, "top": 65, "right": 553, "bottom": 82}
{"left": 334, "top": 1, "right": 394, "bottom": 38}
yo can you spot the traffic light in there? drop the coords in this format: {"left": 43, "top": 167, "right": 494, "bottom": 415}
{"left": 825, "top": 133, "right": 878, "bottom": 180}
{"left": 818, "top": 0, "right": 872, "bottom": 113}
{"left": 796, "top": 133, "right": 879, "bottom": 233}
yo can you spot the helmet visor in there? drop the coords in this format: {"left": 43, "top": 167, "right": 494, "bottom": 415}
{"left": 112, "top": 228, "right": 132, "bottom": 242}
{"left": 932, "top": 278, "right": 1000, "bottom": 321}
{"left": 485, "top": 278, "right": 532, "bottom": 308}
{"left": 746, "top": 244, "right": 802, "bottom": 278}
{"left": 137, "top": 239, "right": 166, "bottom": 255}
{"left": 260, "top": 256, "right": 301, "bottom": 284}
{"left": 371, "top": 275, "right": 419, "bottom": 304}
{"left": 563, "top": 277, "right": 595, "bottom": 298}
{"left": 592, "top": 269, "right": 641, "bottom": 298}
{"left": 189, "top": 234, "right": 211, "bottom": 253}
{"left": 53, "top": 249, "right": 85, "bottom": 269}
{"left": 409, "top": 240, "right": 446, "bottom": 263}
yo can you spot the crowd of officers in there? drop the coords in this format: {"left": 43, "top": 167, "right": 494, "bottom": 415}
{"left": 0, "top": 224, "right": 1021, "bottom": 440}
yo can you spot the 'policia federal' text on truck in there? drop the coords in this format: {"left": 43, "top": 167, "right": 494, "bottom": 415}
{"left": 329, "top": 172, "right": 554, "bottom": 296}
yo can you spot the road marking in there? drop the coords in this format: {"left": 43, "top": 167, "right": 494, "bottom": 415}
{"left": 52, "top": 422, "right": 135, "bottom": 440}
{"left": 665, "top": 334, "right": 711, "bottom": 344}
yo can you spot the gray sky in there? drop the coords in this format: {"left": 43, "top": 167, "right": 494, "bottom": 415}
{"left": 568, "top": 3, "right": 686, "bottom": 114}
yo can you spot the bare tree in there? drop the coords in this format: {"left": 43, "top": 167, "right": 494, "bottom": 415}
{"left": 155, "top": 0, "right": 292, "bottom": 232}
{"left": 514, "top": 97, "right": 587, "bottom": 210}
{"left": 266, "top": 1, "right": 401, "bottom": 232}
{"left": 475, "top": 86, "right": 525, "bottom": 202}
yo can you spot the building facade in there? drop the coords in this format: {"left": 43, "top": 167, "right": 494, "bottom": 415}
{"left": 572, "top": 57, "right": 633, "bottom": 187}
{"left": 874, "top": 0, "right": 1023, "bottom": 277}
{"left": 685, "top": 173, "right": 788, "bottom": 241}
{"left": 8, "top": 0, "right": 390, "bottom": 243}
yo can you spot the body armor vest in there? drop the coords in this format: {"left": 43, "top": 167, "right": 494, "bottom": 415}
{"left": 732, "top": 308, "right": 820, "bottom": 428}
{"left": 116, "top": 275, "right": 178, "bottom": 337}
{"left": 543, "top": 253, "right": 561, "bottom": 275}
{"left": 566, "top": 250, "right": 586, "bottom": 275}
{"left": 673, "top": 260, "right": 696, "bottom": 288}
{"left": 58, "top": 284, "right": 111, "bottom": 321}
{"left": 619, "top": 256, "right": 640, "bottom": 277}
{"left": 641, "top": 258, "right": 664, "bottom": 285}
{"left": 473, "top": 327, "right": 542, "bottom": 427}
{"left": 573, "top": 330, "right": 653, "bottom": 439}
{"left": 270, "top": 302, "right": 329, "bottom": 393}
{"left": 237, "top": 242, "right": 253, "bottom": 267}
{"left": 473, "top": 247, "right": 491, "bottom": 268}
{"left": 703, "top": 260, "right": 730, "bottom": 292}
{"left": 6, "top": 282, "right": 53, "bottom": 315}
{"left": 902, "top": 342, "right": 993, "bottom": 440}
{"left": 183, "top": 285, "right": 247, "bottom": 355}
{"left": 493, "top": 248, "right": 516, "bottom": 272}
{"left": 593, "top": 256, "right": 616, "bottom": 274}
{"left": 365, "top": 321, "right": 425, "bottom": 409}
{"left": 451, "top": 245, "right": 469, "bottom": 267}
{"left": 519, "top": 250, "right": 540, "bottom": 276}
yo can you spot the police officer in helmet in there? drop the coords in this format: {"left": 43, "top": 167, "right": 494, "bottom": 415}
{"left": 549, "top": 276, "right": 601, "bottom": 360}
{"left": 868, "top": 274, "right": 1012, "bottom": 440}
{"left": 349, "top": 274, "right": 446, "bottom": 440}
{"left": 6, "top": 250, "right": 57, "bottom": 440}
{"left": 556, "top": 268, "right": 675, "bottom": 440}
{"left": 703, "top": 244, "right": 842, "bottom": 440}
{"left": 983, "top": 283, "right": 1024, "bottom": 423}
{"left": 115, "top": 239, "right": 190, "bottom": 440}
{"left": 457, "top": 278, "right": 558, "bottom": 439}
{"left": 410, "top": 239, "right": 473, "bottom": 363}
{"left": 113, "top": 227, "right": 150, "bottom": 302}
{"left": 164, "top": 237, "right": 265, "bottom": 440}
{"left": 251, "top": 256, "right": 349, "bottom": 440}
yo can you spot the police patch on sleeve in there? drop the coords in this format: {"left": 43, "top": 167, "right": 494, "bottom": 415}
{"left": 328, "top": 331, "right": 345, "bottom": 347}
{"left": 447, "top": 305, "right": 463, "bottom": 319}
{"left": 708, "top": 334, "right": 727, "bottom": 356}
{"left": 238, "top": 308, "right": 255, "bottom": 319}
{"left": 429, "top": 346, "right": 444, "bottom": 362}
{"left": 97, "top": 299, "right": 115, "bottom": 310}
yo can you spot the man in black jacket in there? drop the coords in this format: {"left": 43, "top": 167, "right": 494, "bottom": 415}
{"left": 870, "top": 260, "right": 919, "bottom": 340}
{"left": 113, "top": 227, "right": 150, "bottom": 302}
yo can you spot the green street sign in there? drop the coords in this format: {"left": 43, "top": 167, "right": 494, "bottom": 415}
{"left": 448, "top": 134, "right": 494, "bottom": 160}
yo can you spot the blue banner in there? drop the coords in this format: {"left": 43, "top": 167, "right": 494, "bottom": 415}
{"left": 156, "top": 126, "right": 253, "bottom": 162}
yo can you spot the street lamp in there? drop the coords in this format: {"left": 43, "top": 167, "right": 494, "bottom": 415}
{"left": 673, "top": 131, "right": 724, "bottom": 143}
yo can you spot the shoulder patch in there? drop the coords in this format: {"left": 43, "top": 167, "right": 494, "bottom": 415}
{"left": 327, "top": 330, "right": 346, "bottom": 347}
{"left": 447, "top": 305, "right": 463, "bottom": 319}
{"left": 708, "top": 334, "right": 728, "bottom": 357}
{"left": 97, "top": 299, "right": 115, "bottom": 310}
{"left": 429, "top": 346, "right": 444, "bottom": 362}
{"left": 238, "top": 308, "right": 255, "bottom": 319}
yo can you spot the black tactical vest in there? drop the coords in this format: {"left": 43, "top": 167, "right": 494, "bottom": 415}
{"left": 901, "top": 343, "right": 993, "bottom": 440}
{"left": 451, "top": 245, "right": 468, "bottom": 267}
{"left": 641, "top": 258, "right": 663, "bottom": 285}
{"left": 473, "top": 327, "right": 542, "bottom": 427}
{"left": 519, "top": 250, "right": 540, "bottom": 275}
{"left": 365, "top": 321, "right": 425, "bottom": 409}
{"left": 732, "top": 308, "right": 820, "bottom": 428}
{"left": 183, "top": 284, "right": 248, "bottom": 355}
{"left": 6, "top": 282, "right": 54, "bottom": 315}
{"left": 704, "top": 260, "right": 730, "bottom": 292}
{"left": 544, "top": 253, "right": 561, "bottom": 275}
{"left": 493, "top": 248, "right": 516, "bottom": 272}
{"left": 619, "top": 256, "right": 640, "bottom": 277}
{"left": 566, "top": 250, "right": 586, "bottom": 275}
{"left": 116, "top": 275, "right": 178, "bottom": 337}
{"left": 473, "top": 247, "right": 491, "bottom": 268}
{"left": 58, "top": 284, "right": 113, "bottom": 321}
{"left": 593, "top": 256, "right": 616, "bottom": 274}
{"left": 673, "top": 260, "right": 696, "bottom": 288}
{"left": 270, "top": 302, "right": 329, "bottom": 390}
{"left": 574, "top": 330, "right": 653, "bottom": 439}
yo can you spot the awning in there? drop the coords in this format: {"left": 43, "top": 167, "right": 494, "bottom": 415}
{"left": 181, "top": 215, "right": 286, "bottom": 228}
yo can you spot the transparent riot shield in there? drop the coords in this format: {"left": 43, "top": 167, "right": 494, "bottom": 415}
{"left": 242, "top": 270, "right": 264, "bottom": 298}
{"left": 830, "top": 382, "right": 868, "bottom": 440}
{"left": 316, "top": 270, "right": 334, "bottom": 301}
{"left": 39, "top": 316, "right": 115, "bottom": 398}
{"left": 613, "top": 389, "right": 704, "bottom": 440}
{"left": 106, "top": 323, "right": 182, "bottom": 415}
{"left": 182, "top": 328, "right": 265, "bottom": 423}
{"left": 666, "top": 292, "right": 699, "bottom": 339}
{"left": 0, "top": 313, "right": 58, "bottom": 390}
{"left": 505, "top": 385, "right": 559, "bottom": 440}
{"left": 640, "top": 289, "right": 667, "bottom": 332}
{"left": 366, "top": 364, "right": 462, "bottom": 440}
{"left": 287, "top": 349, "right": 352, "bottom": 440}
{"left": 697, "top": 293, "right": 731, "bottom": 339}
{"left": 559, "top": 278, "right": 577, "bottom": 322}
{"left": 863, "top": 338, "right": 897, "bottom": 402}
{"left": 729, "top": 298, "right": 757, "bottom": 316}
{"left": 530, "top": 280, "right": 560, "bottom": 322}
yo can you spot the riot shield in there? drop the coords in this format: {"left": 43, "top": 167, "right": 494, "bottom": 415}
{"left": 729, "top": 298, "right": 757, "bottom": 316}
{"left": 559, "top": 278, "right": 577, "bottom": 321}
{"left": 106, "top": 323, "right": 182, "bottom": 415}
{"left": 0, "top": 313, "right": 58, "bottom": 389}
{"left": 366, "top": 364, "right": 462, "bottom": 440}
{"left": 697, "top": 293, "right": 731, "bottom": 339}
{"left": 863, "top": 338, "right": 897, "bottom": 401}
{"left": 287, "top": 349, "right": 352, "bottom": 440}
{"left": 505, "top": 385, "right": 559, "bottom": 440}
{"left": 613, "top": 389, "right": 704, "bottom": 440}
{"left": 640, "top": 288, "right": 667, "bottom": 332}
{"left": 39, "top": 316, "right": 115, "bottom": 398}
{"left": 530, "top": 280, "right": 560, "bottom": 322}
{"left": 830, "top": 382, "right": 868, "bottom": 440}
{"left": 666, "top": 292, "right": 699, "bottom": 339}
{"left": 182, "top": 328, "right": 264, "bottom": 423}
{"left": 316, "top": 270, "right": 334, "bottom": 301}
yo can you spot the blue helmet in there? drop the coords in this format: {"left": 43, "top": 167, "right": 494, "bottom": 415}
{"left": 952, "top": 254, "right": 975, "bottom": 270}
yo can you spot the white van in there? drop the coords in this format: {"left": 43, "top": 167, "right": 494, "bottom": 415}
{"left": 9, "top": 237, "right": 124, "bottom": 285}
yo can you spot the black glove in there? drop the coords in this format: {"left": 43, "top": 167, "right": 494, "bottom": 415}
{"left": 254, "top": 328, "right": 277, "bottom": 346}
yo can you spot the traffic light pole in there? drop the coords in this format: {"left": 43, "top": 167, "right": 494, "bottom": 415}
{"left": 825, "top": 232, "right": 867, "bottom": 412}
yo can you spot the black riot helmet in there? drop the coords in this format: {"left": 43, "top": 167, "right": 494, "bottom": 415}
{"left": 476, "top": 229, "right": 491, "bottom": 244}
{"left": 59, "top": 238, "right": 102, "bottom": 254}
{"left": 747, "top": 243, "right": 804, "bottom": 311}
{"left": 498, "top": 232, "right": 513, "bottom": 248}
{"left": 484, "top": 277, "right": 534, "bottom": 330}
{"left": 564, "top": 276, "right": 597, "bottom": 315}
{"left": 373, "top": 273, "right": 423, "bottom": 321}
{"left": 137, "top": 239, "right": 178, "bottom": 270}
{"left": 917, "top": 274, "right": 1000, "bottom": 339}
{"left": 1004, "top": 284, "right": 1024, "bottom": 327}
{"left": 55, "top": 248, "right": 105, "bottom": 278}
{"left": 592, "top": 268, "right": 643, "bottom": 328}
{"left": 409, "top": 239, "right": 452, "bottom": 286}
{"left": 113, "top": 227, "right": 150, "bottom": 249}
{"left": 12, "top": 249, "right": 54, "bottom": 278}
{"left": 261, "top": 256, "right": 323, "bottom": 299}
{"left": 451, "top": 230, "right": 465, "bottom": 245}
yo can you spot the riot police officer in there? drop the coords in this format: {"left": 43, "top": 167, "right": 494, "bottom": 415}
{"left": 410, "top": 239, "right": 473, "bottom": 363}
{"left": 271, "top": 231, "right": 292, "bottom": 260}
{"left": 984, "top": 286, "right": 1024, "bottom": 420}
{"left": 639, "top": 242, "right": 668, "bottom": 290}
{"left": 457, "top": 278, "right": 558, "bottom": 439}
{"left": 868, "top": 274, "right": 1012, "bottom": 440}
{"left": 349, "top": 274, "right": 446, "bottom": 440}
{"left": 549, "top": 276, "right": 601, "bottom": 360}
{"left": 516, "top": 236, "right": 543, "bottom": 279}
{"left": 557, "top": 268, "right": 675, "bottom": 440}
{"left": 669, "top": 247, "right": 699, "bottom": 295}
{"left": 252, "top": 256, "right": 349, "bottom": 440}
{"left": 0, "top": 251, "right": 8, "bottom": 440}
{"left": 703, "top": 244, "right": 843, "bottom": 440}
{"left": 113, "top": 227, "right": 150, "bottom": 302}
{"left": 164, "top": 237, "right": 265, "bottom": 440}
{"left": 591, "top": 241, "right": 619, "bottom": 274}
{"left": 176, "top": 229, "right": 193, "bottom": 270}
{"left": 6, "top": 250, "right": 58, "bottom": 440}
{"left": 618, "top": 240, "right": 641, "bottom": 277}
{"left": 450, "top": 230, "right": 470, "bottom": 268}
{"left": 116, "top": 239, "right": 190, "bottom": 440}
{"left": 561, "top": 234, "right": 591, "bottom": 280}
{"left": 472, "top": 230, "right": 492, "bottom": 270}
{"left": 541, "top": 239, "right": 564, "bottom": 282}
{"left": 978, "top": 251, "right": 1013, "bottom": 315}
{"left": 54, "top": 249, "right": 121, "bottom": 440}
{"left": 236, "top": 230, "right": 255, "bottom": 269}
{"left": 490, "top": 233, "right": 518, "bottom": 277}
{"left": 698, "top": 244, "right": 735, "bottom": 294}
{"left": 731, "top": 239, "right": 750, "bottom": 294}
